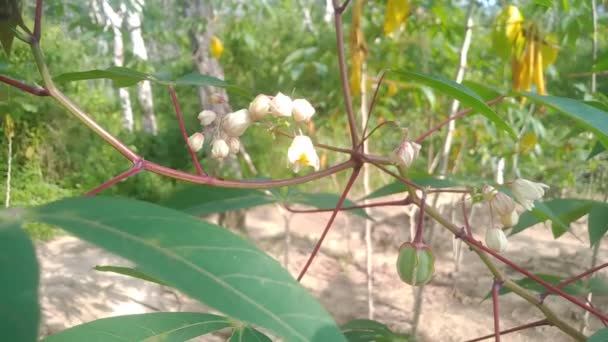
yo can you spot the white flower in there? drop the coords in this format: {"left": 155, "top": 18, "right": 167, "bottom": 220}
{"left": 211, "top": 139, "right": 230, "bottom": 159}
{"left": 510, "top": 178, "right": 549, "bottom": 211}
{"left": 270, "top": 92, "right": 293, "bottom": 117}
{"left": 484, "top": 186, "right": 516, "bottom": 217}
{"left": 222, "top": 109, "right": 251, "bottom": 137}
{"left": 287, "top": 135, "right": 320, "bottom": 173}
{"left": 249, "top": 94, "right": 271, "bottom": 121}
{"left": 197, "top": 110, "right": 217, "bottom": 126}
{"left": 228, "top": 136, "right": 241, "bottom": 154}
{"left": 389, "top": 140, "right": 421, "bottom": 168}
{"left": 485, "top": 227, "right": 508, "bottom": 253}
{"left": 292, "top": 98, "right": 315, "bottom": 122}
{"left": 187, "top": 132, "right": 205, "bottom": 152}
{"left": 500, "top": 211, "right": 519, "bottom": 228}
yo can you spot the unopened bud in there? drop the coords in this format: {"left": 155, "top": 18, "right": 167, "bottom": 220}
{"left": 197, "top": 110, "right": 217, "bottom": 126}
{"left": 270, "top": 92, "right": 293, "bottom": 117}
{"left": 211, "top": 139, "right": 230, "bottom": 159}
{"left": 500, "top": 211, "right": 519, "bottom": 228}
{"left": 292, "top": 98, "right": 315, "bottom": 122}
{"left": 485, "top": 228, "right": 508, "bottom": 253}
{"left": 484, "top": 186, "right": 516, "bottom": 217}
{"left": 228, "top": 137, "right": 241, "bottom": 154}
{"left": 249, "top": 94, "right": 271, "bottom": 121}
{"left": 222, "top": 109, "right": 251, "bottom": 137}
{"left": 389, "top": 140, "right": 421, "bottom": 168}
{"left": 187, "top": 132, "right": 205, "bottom": 152}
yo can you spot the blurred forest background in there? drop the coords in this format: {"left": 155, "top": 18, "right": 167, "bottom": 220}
{"left": 0, "top": 0, "right": 606, "bottom": 241}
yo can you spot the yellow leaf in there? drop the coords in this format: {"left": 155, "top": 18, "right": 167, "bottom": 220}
{"left": 210, "top": 36, "right": 224, "bottom": 60}
{"left": 387, "top": 82, "right": 398, "bottom": 96}
{"left": 384, "top": 0, "right": 409, "bottom": 36}
{"left": 540, "top": 34, "right": 559, "bottom": 68}
{"left": 519, "top": 132, "right": 537, "bottom": 154}
{"left": 3, "top": 113, "right": 14, "bottom": 139}
{"left": 491, "top": 5, "right": 524, "bottom": 59}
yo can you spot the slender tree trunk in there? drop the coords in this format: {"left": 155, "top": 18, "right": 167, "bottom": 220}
{"left": 102, "top": 0, "right": 134, "bottom": 132}
{"left": 126, "top": 0, "right": 157, "bottom": 135}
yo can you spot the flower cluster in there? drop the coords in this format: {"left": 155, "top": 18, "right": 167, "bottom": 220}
{"left": 482, "top": 178, "right": 549, "bottom": 253}
{"left": 187, "top": 92, "right": 319, "bottom": 173}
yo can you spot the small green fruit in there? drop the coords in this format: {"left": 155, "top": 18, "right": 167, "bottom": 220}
{"left": 396, "top": 242, "right": 435, "bottom": 286}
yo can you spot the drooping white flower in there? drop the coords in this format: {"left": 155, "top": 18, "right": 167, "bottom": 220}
{"left": 211, "top": 139, "right": 230, "bottom": 159}
{"left": 197, "top": 110, "right": 217, "bottom": 126}
{"left": 510, "top": 178, "right": 549, "bottom": 211}
{"left": 222, "top": 109, "right": 251, "bottom": 137}
{"left": 270, "top": 92, "right": 293, "bottom": 117}
{"left": 249, "top": 94, "right": 271, "bottom": 121}
{"left": 287, "top": 135, "right": 320, "bottom": 173}
{"left": 292, "top": 98, "right": 316, "bottom": 122}
{"left": 484, "top": 186, "right": 516, "bottom": 217}
{"left": 389, "top": 139, "right": 421, "bottom": 168}
{"left": 500, "top": 211, "right": 519, "bottom": 228}
{"left": 485, "top": 227, "right": 508, "bottom": 253}
{"left": 187, "top": 132, "right": 205, "bottom": 152}
{"left": 228, "top": 136, "right": 241, "bottom": 154}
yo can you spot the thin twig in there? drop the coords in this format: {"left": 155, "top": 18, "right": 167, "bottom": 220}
{"left": 85, "top": 161, "right": 145, "bottom": 196}
{"left": 492, "top": 279, "right": 502, "bottom": 342}
{"left": 169, "top": 85, "right": 205, "bottom": 176}
{"left": 540, "top": 262, "right": 608, "bottom": 301}
{"left": 464, "top": 319, "right": 550, "bottom": 342}
{"left": 34, "top": 0, "right": 44, "bottom": 41}
{"left": 0, "top": 75, "right": 50, "bottom": 96}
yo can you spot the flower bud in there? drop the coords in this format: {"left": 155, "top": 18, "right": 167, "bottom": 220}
{"left": 222, "top": 109, "right": 251, "bottom": 137}
{"left": 500, "top": 211, "right": 519, "bottom": 228}
{"left": 485, "top": 228, "right": 508, "bottom": 253}
{"left": 187, "top": 132, "right": 205, "bottom": 152}
{"left": 389, "top": 140, "right": 421, "bottom": 168}
{"left": 211, "top": 139, "right": 230, "bottom": 160}
{"left": 510, "top": 178, "right": 549, "bottom": 211}
{"left": 396, "top": 242, "right": 435, "bottom": 286}
{"left": 228, "top": 136, "right": 241, "bottom": 154}
{"left": 270, "top": 92, "right": 293, "bottom": 117}
{"left": 287, "top": 135, "right": 320, "bottom": 173}
{"left": 249, "top": 94, "right": 271, "bottom": 121}
{"left": 197, "top": 110, "right": 217, "bottom": 126}
{"left": 292, "top": 98, "right": 315, "bottom": 122}
{"left": 486, "top": 188, "right": 516, "bottom": 217}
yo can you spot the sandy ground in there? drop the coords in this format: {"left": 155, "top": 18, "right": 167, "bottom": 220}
{"left": 35, "top": 193, "right": 608, "bottom": 341}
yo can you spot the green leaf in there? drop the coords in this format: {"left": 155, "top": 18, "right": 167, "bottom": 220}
{"left": 461, "top": 81, "right": 504, "bottom": 101}
{"left": 498, "top": 274, "right": 589, "bottom": 297}
{"left": 511, "top": 199, "right": 593, "bottom": 238}
{"left": 229, "top": 326, "right": 273, "bottom": 342}
{"left": 53, "top": 66, "right": 152, "bottom": 88}
{"left": 587, "top": 328, "right": 608, "bottom": 342}
{"left": 587, "top": 141, "right": 606, "bottom": 160}
{"left": 0, "top": 210, "right": 40, "bottom": 342}
{"left": 174, "top": 72, "right": 228, "bottom": 88}
{"left": 589, "top": 277, "right": 608, "bottom": 296}
{"left": 94, "top": 265, "right": 169, "bottom": 286}
{"left": 394, "top": 70, "right": 516, "bottom": 138}
{"left": 589, "top": 203, "right": 608, "bottom": 246}
{"left": 286, "top": 192, "right": 372, "bottom": 220}
{"left": 363, "top": 172, "right": 479, "bottom": 200}
{"left": 342, "top": 319, "right": 410, "bottom": 342}
{"left": 161, "top": 185, "right": 278, "bottom": 216}
{"left": 11, "top": 196, "right": 345, "bottom": 342}
{"left": 515, "top": 92, "right": 608, "bottom": 148}
{"left": 41, "top": 312, "right": 232, "bottom": 342}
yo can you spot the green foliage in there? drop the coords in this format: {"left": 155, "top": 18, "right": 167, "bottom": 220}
{"left": 342, "top": 319, "right": 411, "bottom": 342}
{"left": 588, "top": 328, "right": 608, "bottom": 342}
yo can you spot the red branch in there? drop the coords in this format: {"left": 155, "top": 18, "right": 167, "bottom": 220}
{"left": 85, "top": 160, "right": 145, "bottom": 196}
{"left": 297, "top": 166, "right": 361, "bottom": 281}
{"left": 464, "top": 319, "right": 549, "bottom": 342}
{"left": 492, "top": 280, "right": 502, "bottom": 342}
{"left": 169, "top": 85, "right": 205, "bottom": 176}
{"left": 34, "top": 0, "right": 44, "bottom": 41}
{"left": 540, "top": 262, "right": 608, "bottom": 301}
{"left": 284, "top": 197, "right": 409, "bottom": 214}
{"left": 0, "top": 75, "right": 49, "bottom": 96}
{"left": 358, "top": 71, "right": 387, "bottom": 149}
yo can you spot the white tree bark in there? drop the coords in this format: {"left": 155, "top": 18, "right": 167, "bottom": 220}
{"left": 324, "top": 0, "right": 333, "bottom": 23}
{"left": 127, "top": 0, "right": 158, "bottom": 135}
{"left": 102, "top": 0, "right": 134, "bottom": 132}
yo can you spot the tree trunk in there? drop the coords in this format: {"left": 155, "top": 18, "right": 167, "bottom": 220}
{"left": 126, "top": 0, "right": 158, "bottom": 135}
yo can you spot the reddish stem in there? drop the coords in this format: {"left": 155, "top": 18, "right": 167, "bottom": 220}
{"left": 415, "top": 96, "right": 505, "bottom": 143}
{"left": 464, "top": 319, "right": 549, "bottom": 342}
{"left": 85, "top": 160, "right": 145, "bottom": 196}
{"left": 467, "top": 236, "right": 608, "bottom": 322}
{"left": 413, "top": 192, "right": 427, "bottom": 244}
{"left": 363, "top": 158, "right": 421, "bottom": 189}
{"left": 169, "top": 85, "right": 205, "bottom": 176}
{"left": 461, "top": 195, "right": 472, "bottom": 236}
{"left": 297, "top": 165, "right": 361, "bottom": 281}
{"left": 492, "top": 279, "right": 502, "bottom": 342}
{"left": 34, "top": 0, "right": 43, "bottom": 41}
{"left": 540, "top": 262, "right": 608, "bottom": 301}
{"left": 0, "top": 75, "right": 49, "bottom": 96}
{"left": 284, "top": 197, "right": 409, "bottom": 214}
{"left": 358, "top": 71, "right": 387, "bottom": 149}
{"left": 360, "top": 121, "right": 388, "bottom": 147}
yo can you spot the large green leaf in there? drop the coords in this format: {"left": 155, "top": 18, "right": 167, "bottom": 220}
{"left": 161, "top": 185, "right": 278, "bottom": 216}
{"left": 286, "top": 192, "right": 372, "bottom": 220}
{"left": 516, "top": 92, "right": 608, "bottom": 148}
{"left": 588, "top": 328, "right": 608, "bottom": 342}
{"left": 394, "top": 70, "right": 516, "bottom": 138}
{"left": 42, "top": 312, "right": 232, "bottom": 342}
{"left": 588, "top": 203, "right": 608, "bottom": 246}
{"left": 53, "top": 67, "right": 152, "bottom": 87}
{"left": 229, "top": 326, "right": 273, "bottom": 342}
{"left": 341, "top": 319, "right": 410, "bottom": 342}
{"left": 94, "top": 265, "right": 168, "bottom": 286}
{"left": 0, "top": 211, "right": 40, "bottom": 342}
{"left": 510, "top": 199, "right": 593, "bottom": 238}
{"left": 5, "top": 196, "right": 346, "bottom": 342}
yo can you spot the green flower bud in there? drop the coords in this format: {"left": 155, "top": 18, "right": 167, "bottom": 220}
{"left": 396, "top": 242, "right": 435, "bottom": 286}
